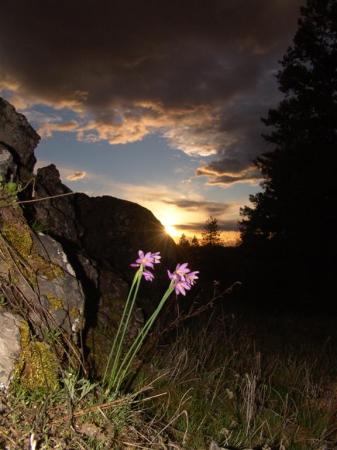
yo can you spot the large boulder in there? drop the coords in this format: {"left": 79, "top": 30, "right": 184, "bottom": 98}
{"left": 32, "top": 164, "right": 176, "bottom": 279}
{"left": 32, "top": 164, "right": 177, "bottom": 312}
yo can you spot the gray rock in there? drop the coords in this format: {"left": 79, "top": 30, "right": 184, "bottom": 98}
{"left": 0, "top": 204, "right": 85, "bottom": 340}
{"left": 33, "top": 232, "right": 85, "bottom": 337}
{"left": 0, "top": 310, "right": 22, "bottom": 389}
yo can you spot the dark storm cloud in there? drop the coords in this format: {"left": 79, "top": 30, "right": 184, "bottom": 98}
{"left": 177, "top": 220, "right": 239, "bottom": 232}
{"left": 0, "top": 0, "right": 302, "bottom": 183}
{"left": 163, "top": 199, "right": 232, "bottom": 215}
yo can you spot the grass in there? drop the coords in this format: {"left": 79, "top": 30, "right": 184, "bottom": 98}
{"left": 2, "top": 308, "right": 337, "bottom": 449}
{"left": 2, "top": 282, "right": 337, "bottom": 450}
{"left": 1, "top": 311, "right": 337, "bottom": 449}
{"left": 136, "top": 310, "right": 337, "bottom": 450}
{"left": 1, "top": 215, "right": 336, "bottom": 450}
{"left": 0, "top": 371, "right": 180, "bottom": 449}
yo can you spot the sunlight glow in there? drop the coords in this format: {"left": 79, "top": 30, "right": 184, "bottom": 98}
{"left": 164, "top": 223, "right": 178, "bottom": 237}
{"left": 161, "top": 216, "right": 181, "bottom": 238}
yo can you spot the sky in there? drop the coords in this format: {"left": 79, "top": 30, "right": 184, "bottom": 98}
{"left": 0, "top": 0, "right": 302, "bottom": 243}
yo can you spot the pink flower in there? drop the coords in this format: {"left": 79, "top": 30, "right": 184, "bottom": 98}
{"left": 174, "top": 278, "right": 192, "bottom": 296}
{"left": 151, "top": 252, "right": 161, "bottom": 264}
{"left": 130, "top": 250, "right": 161, "bottom": 282}
{"left": 174, "top": 263, "right": 191, "bottom": 279}
{"left": 185, "top": 271, "right": 199, "bottom": 286}
{"left": 143, "top": 270, "right": 155, "bottom": 282}
{"left": 168, "top": 263, "right": 199, "bottom": 295}
{"left": 130, "top": 250, "right": 161, "bottom": 269}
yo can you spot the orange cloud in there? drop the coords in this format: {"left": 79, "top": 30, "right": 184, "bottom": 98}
{"left": 38, "top": 120, "right": 79, "bottom": 138}
{"left": 66, "top": 171, "right": 87, "bottom": 181}
{"left": 196, "top": 164, "right": 262, "bottom": 186}
{"left": 0, "top": 0, "right": 301, "bottom": 185}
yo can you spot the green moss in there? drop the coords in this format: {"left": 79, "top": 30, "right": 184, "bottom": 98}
{"left": 46, "top": 293, "right": 64, "bottom": 311}
{"left": 0, "top": 215, "right": 64, "bottom": 282}
{"left": 21, "top": 341, "right": 59, "bottom": 391}
{"left": 31, "top": 254, "right": 64, "bottom": 280}
{"left": 1, "top": 222, "right": 33, "bottom": 257}
{"left": 19, "top": 321, "right": 30, "bottom": 348}
{"left": 16, "top": 321, "right": 59, "bottom": 392}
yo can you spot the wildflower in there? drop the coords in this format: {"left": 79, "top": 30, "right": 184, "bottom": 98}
{"left": 185, "top": 270, "right": 199, "bottom": 285}
{"left": 130, "top": 250, "right": 161, "bottom": 269}
{"left": 168, "top": 262, "right": 199, "bottom": 295}
{"left": 143, "top": 270, "right": 155, "bottom": 282}
{"left": 151, "top": 251, "right": 161, "bottom": 264}
{"left": 130, "top": 250, "right": 161, "bottom": 282}
{"left": 104, "top": 255, "right": 198, "bottom": 394}
{"left": 174, "top": 262, "right": 191, "bottom": 279}
{"left": 169, "top": 273, "right": 191, "bottom": 295}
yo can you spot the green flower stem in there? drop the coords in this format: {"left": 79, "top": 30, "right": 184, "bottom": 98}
{"left": 111, "top": 283, "right": 174, "bottom": 393}
{"left": 103, "top": 267, "right": 142, "bottom": 386}
{"left": 108, "top": 268, "right": 143, "bottom": 387}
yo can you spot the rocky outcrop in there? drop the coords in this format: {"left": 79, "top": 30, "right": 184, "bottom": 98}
{"left": 0, "top": 310, "right": 22, "bottom": 389}
{"left": 0, "top": 98, "right": 38, "bottom": 182}
{"left": 0, "top": 96, "right": 177, "bottom": 376}
{"left": 0, "top": 202, "right": 85, "bottom": 339}
{"left": 32, "top": 164, "right": 176, "bottom": 280}
{"left": 32, "top": 165, "right": 176, "bottom": 374}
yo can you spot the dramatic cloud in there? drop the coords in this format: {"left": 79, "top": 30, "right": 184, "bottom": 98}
{"left": 0, "top": 0, "right": 302, "bottom": 185}
{"left": 196, "top": 165, "right": 262, "bottom": 186}
{"left": 66, "top": 171, "right": 87, "bottom": 181}
{"left": 163, "top": 199, "right": 233, "bottom": 215}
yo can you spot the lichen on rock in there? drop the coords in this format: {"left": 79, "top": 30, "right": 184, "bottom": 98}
{"left": 15, "top": 321, "right": 59, "bottom": 391}
{"left": 46, "top": 293, "right": 64, "bottom": 311}
{"left": 0, "top": 201, "right": 85, "bottom": 338}
{"left": 1, "top": 218, "right": 33, "bottom": 258}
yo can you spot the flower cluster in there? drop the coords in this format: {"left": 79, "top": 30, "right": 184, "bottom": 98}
{"left": 168, "top": 262, "right": 199, "bottom": 295}
{"left": 130, "top": 251, "right": 199, "bottom": 294}
{"left": 131, "top": 250, "right": 161, "bottom": 281}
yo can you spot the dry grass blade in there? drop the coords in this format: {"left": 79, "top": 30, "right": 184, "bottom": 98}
{"left": 52, "top": 391, "right": 167, "bottom": 425}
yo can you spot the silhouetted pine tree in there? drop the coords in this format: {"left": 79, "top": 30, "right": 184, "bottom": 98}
{"left": 240, "top": 0, "right": 337, "bottom": 307}
{"left": 202, "top": 216, "right": 222, "bottom": 247}
{"left": 178, "top": 233, "right": 190, "bottom": 248}
{"left": 191, "top": 235, "right": 200, "bottom": 247}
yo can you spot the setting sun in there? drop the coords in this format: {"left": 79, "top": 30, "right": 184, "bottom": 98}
{"left": 161, "top": 216, "right": 181, "bottom": 239}
{"left": 163, "top": 221, "right": 179, "bottom": 238}
{"left": 164, "top": 223, "right": 177, "bottom": 236}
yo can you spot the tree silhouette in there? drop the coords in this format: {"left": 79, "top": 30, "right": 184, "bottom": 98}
{"left": 202, "top": 216, "right": 222, "bottom": 246}
{"left": 191, "top": 235, "right": 200, "bottom": 247}
{"left": 240, "top": 0, "right": 337, "bottom": 306}
{"left": 178, "top": 233, "right": 190, "bottom": 248}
